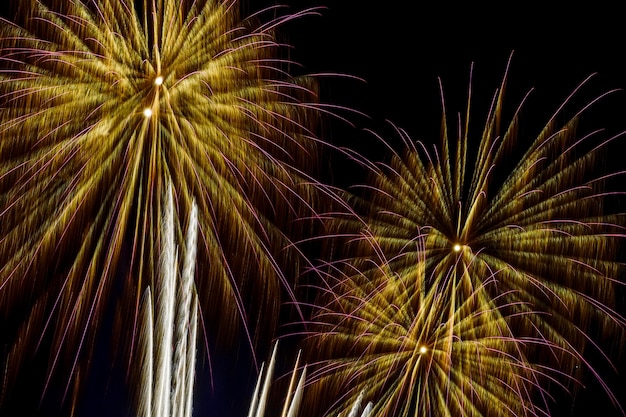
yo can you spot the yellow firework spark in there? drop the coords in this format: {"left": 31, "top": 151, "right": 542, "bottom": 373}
{"left": 0, "top": 0, "right": 321, "bottom": 406}
{"left": 307, "top": 62, "right": 626, "bottom": 416}
{"left": 308, "top": 235, "right": 545, "bottom": 417}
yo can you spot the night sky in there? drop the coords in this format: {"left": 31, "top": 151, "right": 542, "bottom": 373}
{"left": 1, "top": 1, "right": 625, "bottom": 416}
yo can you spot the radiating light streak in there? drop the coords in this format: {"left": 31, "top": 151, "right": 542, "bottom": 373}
{"left": 137, "top": 183, "right": 198, "bottom": 417}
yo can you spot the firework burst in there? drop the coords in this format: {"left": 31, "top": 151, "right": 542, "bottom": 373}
{"left": 305, "top": 60, "right": 626, "bottom": 416}
{"left": 307, "top": 233, "right": 550, "bottom": 417}
{"left": 0, "top": 0, "right": 322, "bottom": 409}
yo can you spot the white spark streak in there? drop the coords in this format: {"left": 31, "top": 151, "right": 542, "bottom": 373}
{"left": 138, "top": 183, "right": 199, "bottom": 417}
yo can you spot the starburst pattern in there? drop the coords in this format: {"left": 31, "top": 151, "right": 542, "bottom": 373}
{"left": 307, "top": 234, "right": 548, "bottom": 417}
{"left": 0, "top": 0, "right": 321, "bottom": 408}
{"left": 305, "top": 62, "right": 626, "bottom": 416}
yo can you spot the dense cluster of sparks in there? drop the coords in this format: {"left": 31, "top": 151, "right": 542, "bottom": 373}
{"left": 305, "top": 64, "right": 626, "bottom": 416}
{"left": 308, "top": 238, "right": 542, "bottom": 417}
{"left": 1, "top": 1, "right": 625, "bottom": 416}
{"left": 0, "top": 0, "right": 321, "bottom": 410}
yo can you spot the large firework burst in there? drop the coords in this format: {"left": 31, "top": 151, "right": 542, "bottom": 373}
{"left": 306, "top": 61, "right": 626, "bottom": 416}
{"left": 0, "top": 0, "right": 321, "bottom": 409}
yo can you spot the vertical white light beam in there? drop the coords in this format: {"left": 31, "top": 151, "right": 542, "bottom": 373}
{"left": 172, "top": 200, "right": 198, "bottom": 417}
{"left": 182, "top": 202, "right": 199, "bottom": 417}
{"left": 246, "top": 362, "right": 266, "bottom": 417}
{"left": 135, "top": 182, "right": 200, "bottom": 417}
{"left": 154, "top": 185, "right": 176, "bottom": 417}
{"left": 285, "top": 366, "right": 306, "bottom": 417}
{"left": 138, "top": 288, "right": 154, "bottom": 417}
{"left": 254, "top": 342, "right": 278, "bottom": 417}
{"left": 280, "top": 350, "right": 302, "bottom": 417}
{"left": 347, "top": 390, "right": 366, "bottom": 417}
{"left": 183, "top": 294, "right": 198, "bottom": 417}
{"left": 360, "top": 402, "right": 374, "bottom": 417}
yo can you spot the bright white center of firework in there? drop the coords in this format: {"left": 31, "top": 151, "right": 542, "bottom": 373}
{"left": 143, "top": 108, "right": 153, "bottom": 118}
{"left": 419, "top": 346, "right": 427, "bottom": 354}
{"left": 154, "top": 76, "right": 164, "bottom": 86}
{"left": 453, "top": 244, "right": 461, "bottom": 252}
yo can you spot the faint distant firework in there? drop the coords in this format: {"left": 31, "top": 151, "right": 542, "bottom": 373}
{"left": 306, "top": 61, "right": 626, "bottom": 416}
{"left": 0, "top": 0, "right": 322, "bottom": 409}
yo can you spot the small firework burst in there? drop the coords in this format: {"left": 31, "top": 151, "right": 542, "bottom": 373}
{"left": 307, "top": 232, "right": 547, "bottom": 417}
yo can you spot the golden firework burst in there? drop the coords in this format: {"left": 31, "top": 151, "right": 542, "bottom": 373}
{"left": 0, "top": 0, "right": 321, "bottom": 409}
{"left": 308, "top": 231, "right": 550, "bottom": 417}
{"left": 306, "top": 60, "right": 626, "bottom": 416}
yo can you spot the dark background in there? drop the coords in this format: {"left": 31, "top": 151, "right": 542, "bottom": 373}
{"left": 1, "top": 1, "right": 625, "bottom": 416}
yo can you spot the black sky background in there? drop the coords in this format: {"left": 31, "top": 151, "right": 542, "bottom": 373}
{"left": 1, "top": 1, "right": 625, "bottom": 416}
